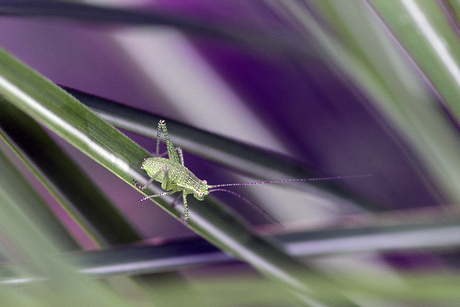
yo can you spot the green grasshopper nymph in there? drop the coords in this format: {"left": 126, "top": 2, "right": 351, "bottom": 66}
{"left": 134, "top": 120, "right": 370, "bottom": 224}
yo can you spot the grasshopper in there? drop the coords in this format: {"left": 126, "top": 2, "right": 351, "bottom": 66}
{"left": 134, "top": 120, "right": 370, "bottom": 224}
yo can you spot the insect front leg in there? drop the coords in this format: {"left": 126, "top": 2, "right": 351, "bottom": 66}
{"left": 160, "top": 165, "right": 175, "bottom": 191}
{"left": 138, "top": 190, "right": 177, "bottom": 202}
{"left": 135, "top": 166, "right": 178, "bottom": 201}
{"left": 161, "top": 168, "right": 189, "bottom": 224}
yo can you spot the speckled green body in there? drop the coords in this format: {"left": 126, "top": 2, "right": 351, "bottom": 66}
{"left": 134, "top": 119, "right": 210, "bottom": 223}
{"left": 135, "top": 121, "right": 370, "bottom": 225}
{"left": 141, "top": 157, "right": 209, "bottom": 199}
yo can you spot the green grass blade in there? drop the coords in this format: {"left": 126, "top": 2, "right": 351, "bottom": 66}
{"left": 0, "top": 163, "right": 143, "bottom": 307}
{"left": 285, "top": 0, "right": 460, "bottom": 207}
{"left": 0, "top": 102, "right": 142, "bottom": 246}
{"left": 371, "top": 0, "right": 460, "bottom": 120}
{"left": 0, "top": 46, "right": 359, "bottom": 305}
{"left": 0, "top": 140, "right": 78, "bottom": 252}
{"left": 65, "top": 86, "right": 377, "bottom": 211}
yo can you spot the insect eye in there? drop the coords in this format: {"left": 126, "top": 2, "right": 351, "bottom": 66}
{"left": 202, "top": 180, "right": 207, "bottom": 185}
{"left": 197, "top": 191, "right": 203, "bottom": 197}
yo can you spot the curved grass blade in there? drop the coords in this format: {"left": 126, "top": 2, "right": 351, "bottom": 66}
{"left": 274, "top": 1, "right": 460, "bottom": 208}
{"left": 0, "top": 102, "right": 142, "bottom": 246}
{"left": 63, "top": 86, "right": 379, "bottom": 212}
{"left": 370, "top": 0, "right": 460, "bottom": 123}
{"left": 0, "top": 140, "right": 79, "bottom": 252}
{"left": 0, "top": 47, "right": 360, "bottom": 305}
{"left": 0, "top": 160, "right": 145, "bottom": 307}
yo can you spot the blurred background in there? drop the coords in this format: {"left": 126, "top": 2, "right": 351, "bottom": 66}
{"left": 1, "top": 0, "right": 460, "bottom": 306}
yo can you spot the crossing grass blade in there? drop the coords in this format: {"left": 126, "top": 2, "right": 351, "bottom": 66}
{"left": 0, "top": 45, "right": 360, "bottom": 305}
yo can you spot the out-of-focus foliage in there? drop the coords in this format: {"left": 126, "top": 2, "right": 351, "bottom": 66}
{"left": 1, "top": 1, "right": 460, "bottom": 306}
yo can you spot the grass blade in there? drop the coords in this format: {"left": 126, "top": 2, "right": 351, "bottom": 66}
{"left": 0, "top": 102, "right": 142, "bottom": 246}
{"left": 0, "top": 44, "right": 360, "bottom": 305}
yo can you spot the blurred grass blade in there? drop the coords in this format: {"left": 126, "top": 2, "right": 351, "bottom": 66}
{"left": 0, "top": 102, "right": 142, "bottom": 246}
{"left": 0, "top": 140, "right": 78, "bottom": 252}
{"left": 0, "top": 161, "right": 141, "bottom": 307}
{"left": 64, "top": 86, "right": 378, "bottom": 212}
{"left": 278, "top": 0, "right": 460, "bottom": 207}
{"left": 279, "top": 219, "right": 460, "bottom": 256}
{"left": 370, "top": 0, "right": 460, "bottom": 121}
{"left": 60, "top": 220, "right": 460, "bottom": 277}
{"left": 0, "top": 46, "right": 361, "bottom": 305}
{"left": 0, "top": 0, "right": 318, "bottom": 60}
{"left": 4, "top": 217, "right": 460, "bottom": 304}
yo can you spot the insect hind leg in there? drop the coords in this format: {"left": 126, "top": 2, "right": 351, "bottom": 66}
{"left": 156, "top": 120, "right": 180, "bottom": 162}
{"left": 156, "top": 147, "right": 182, "bottom": 159}
{"left": 155, "top": 120, "right": 163, "bottom": 157}
{"left": 181, "top": 192, "right": 189, "bottom": 224}
{"left": 177, "top": 147, "right": 185, "bottom": 166}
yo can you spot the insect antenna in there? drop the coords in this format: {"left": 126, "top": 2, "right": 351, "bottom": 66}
{"left": 207, "top": 188, "right": 282, "bottom": 225}
{"left": 207, "top": 174, "right": 372, "bottom": 189}
{"left": 206, "top": 174, "right": 371, "bottom": 225}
